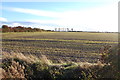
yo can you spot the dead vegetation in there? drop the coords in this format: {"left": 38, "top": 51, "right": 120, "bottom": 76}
{"left": 1, "top": 51, "right": 111, "bottom": 79}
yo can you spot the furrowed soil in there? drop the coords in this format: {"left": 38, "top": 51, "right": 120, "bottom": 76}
{"left": 2, "top": 32, "right": 118, "bottom": 63}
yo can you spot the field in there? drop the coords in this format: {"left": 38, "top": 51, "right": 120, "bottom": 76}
{"left": 2, "top": 32, "right": 118, "bottom": 63}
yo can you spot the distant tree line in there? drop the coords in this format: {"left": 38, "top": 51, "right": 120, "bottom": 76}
{"left": 1, "top": 25, "right": 48, "bottom": 32}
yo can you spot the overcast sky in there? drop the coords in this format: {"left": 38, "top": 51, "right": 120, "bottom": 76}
{"left": 0, "top": 0, "right": 119, "bottom": 32}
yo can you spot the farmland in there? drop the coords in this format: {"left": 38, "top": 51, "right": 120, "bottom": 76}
{"left": 2, "top": 32, "right": 118, "bottom": 63}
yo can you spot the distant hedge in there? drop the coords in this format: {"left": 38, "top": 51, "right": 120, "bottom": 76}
{"left": 1, "top": 25, "right": 47, "bottom": 32}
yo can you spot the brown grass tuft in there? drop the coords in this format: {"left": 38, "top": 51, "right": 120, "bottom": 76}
{"left": 40, "top": 55, "right": 52, "bottom": 65}
{"left": 2, "top": 51, "right": 39, "bottom": 63}
{"left": 1, "top": 61, "right": 26, "bottom": 79}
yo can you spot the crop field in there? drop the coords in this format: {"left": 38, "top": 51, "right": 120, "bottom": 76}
{"left": 2, "top": 32, "right": 118, "bottom": 63}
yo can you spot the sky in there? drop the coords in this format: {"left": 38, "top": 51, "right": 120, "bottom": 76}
{"left": 0, "top": 0, "right": 119, "bottom": 32}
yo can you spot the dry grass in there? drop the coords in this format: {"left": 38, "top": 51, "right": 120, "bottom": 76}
{"left": 2, "top": 51, "right": 106, "bottom": 68}
{"left": 1, "top": 51, "right": 107, "bottom": 79}
{"left": 0, "top": 68, "right": 3, "bottom": 80}
{"left": 78, "top": 61, "right": 106, "bottom": 69}
{"left": 1, "top": 61, "right": 25, "bottom": 79}
{"left": 40, "top": 55, "right": 52, "bottom": 65}
{"left": 2, "top": 51, "right": 39, "bottom": 63}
